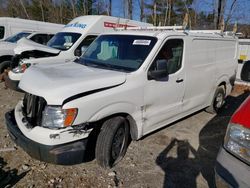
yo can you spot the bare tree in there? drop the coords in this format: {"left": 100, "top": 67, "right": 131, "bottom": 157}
{"left": 128, "top": 0, "right": 133, "bottom": 19}
{"left": 70, "top": 0, "right": 77, "bottom": 17}
{"left": 225, "top": 0, "right": 237, "bottom": 29}
{"left": 19, "top": 0, "right": 30, "bottom": 19}
{"left": 153, "top": 1, "right": 157, "bottom": 25}
{"left": 109, "top": 0, "right": 112, "bottom": 16}
{"left": 167, "top": 0, "right": 173, "bottom": 25}
{"left": 214, "top": 0, "right": 226, "bottom": 29}
{"left": 39, "top": 1, "right": 45, "bottom": 22}
{"left": 138, "top": 0, "right": 144, "bottom": 22}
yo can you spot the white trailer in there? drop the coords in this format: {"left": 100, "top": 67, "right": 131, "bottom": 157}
{"left": 236, "top": 38, "right": 250, "bottom": 81}
{"left": 5, "top": 27, "right": 238, "bottom": 168}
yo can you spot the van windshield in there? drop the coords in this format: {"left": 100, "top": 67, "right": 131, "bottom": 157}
{"left": 0, "top": 26, "right": 4, "bottom": 39}
{"left": 5, "top": 32, "right": 31, "bottom": 43}
{"left": 47, "top": 32, "right": 81, "bottom": 51}
{"left": 79, "top": 35, "right": 157, "bottom": 72}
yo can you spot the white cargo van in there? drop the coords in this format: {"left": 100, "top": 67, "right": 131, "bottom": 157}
{"left": 0, "top": 31, "right": 63, "bottom": 73}
{"left": 0, "top": 17, "right": 63, "bottom": 40}
{"left": 5, "top": 27, "right": 238, "bottom": 168}
{"left": 6, "top": 15, "right": 152, "bottom": 90}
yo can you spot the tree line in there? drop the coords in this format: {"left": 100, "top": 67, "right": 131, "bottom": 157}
{"left": 0, "top": 0, "right": 249, "bottom": 37}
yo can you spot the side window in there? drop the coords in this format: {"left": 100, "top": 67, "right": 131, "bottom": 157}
{"left": 0, "top": 26, "right": 4, "bottom": 39}
{"left": 150, "top": 39, "right": 184, "bottom": 75}
{"left": 75, "top": 35, "right": 97, "bottom": 56}
{"left": 30, "top": 34, "right": 51, "bottom": 45}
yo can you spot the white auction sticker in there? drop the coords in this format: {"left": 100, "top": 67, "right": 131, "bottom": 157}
{"left": 133, "top": 40, "right": 151, "bottom": 45}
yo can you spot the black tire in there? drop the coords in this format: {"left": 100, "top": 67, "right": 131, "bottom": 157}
{"left": 206, "top": 86, "right": 225, "bottom": 114}
{"left": 0, "top": 61, "right": 11, "bottom": 73}
{"left": 95, "top": 116, "right": 130, "bottom": 168}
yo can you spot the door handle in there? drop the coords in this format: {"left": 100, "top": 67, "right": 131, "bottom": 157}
{"left": 176, "top": 79, "right": 184, "bottom": 83}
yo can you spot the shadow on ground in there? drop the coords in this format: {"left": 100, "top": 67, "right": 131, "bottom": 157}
{"left": 156, "top": 90, "right": 250, "bottom": 188}
{"left": 0, "top": 156, "right": 28, "bottom": 187}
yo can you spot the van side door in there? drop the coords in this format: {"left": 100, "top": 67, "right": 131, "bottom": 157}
{"left": 143, "top": 38, "right": 185, "bottom": 134}
{"left": 182, "top": 38, "right": 216, "bottom": 112}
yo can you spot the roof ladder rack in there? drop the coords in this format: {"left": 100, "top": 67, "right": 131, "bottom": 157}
{"left": 116, "top": 25, "right": 184, "bottom": 31}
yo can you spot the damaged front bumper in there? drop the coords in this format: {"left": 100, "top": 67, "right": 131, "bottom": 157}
{"left": 5, "top": 110, "right": 89, "bottom": 165}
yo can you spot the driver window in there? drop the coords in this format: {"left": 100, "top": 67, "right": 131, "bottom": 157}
{"left": 149, "top": 39, "right": 183, "bottom": 74}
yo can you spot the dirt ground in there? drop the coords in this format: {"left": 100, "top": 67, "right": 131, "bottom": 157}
{"left": 0, "top": 83, "right": 249, "bottom": 188}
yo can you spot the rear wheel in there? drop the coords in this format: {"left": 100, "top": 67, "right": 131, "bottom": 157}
{"left": 95, "top": 116, "right": 130, "bottom": 168}
{"left": 0, "top": 61, "right": 11, "bottom": 73}
{"left": 206, "top": 86, "right": 225, "bottom": 114}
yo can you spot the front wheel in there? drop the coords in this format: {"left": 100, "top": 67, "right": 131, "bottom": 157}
{"left": 0, "top": 61, "right": 11, "bottom": 73}
{"left": 206, "top": 86, "right": 225, "bottom": 114}
{"left": 95, "top": 116, "right": 130, "bottom": 168}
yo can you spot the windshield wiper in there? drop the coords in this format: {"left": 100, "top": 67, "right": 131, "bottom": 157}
{"left": 79, "top": 58, "right": 132, "bottom": 72}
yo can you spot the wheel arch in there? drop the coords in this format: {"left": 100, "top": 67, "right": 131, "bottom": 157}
{"left": 0, "top": 55, "right": 13, "bottom": 63}
{"left": 91, "top": 112, "right": 139, "bottom": 141}
{"left": 87, "top": 102, "right": 141, "bottom": 141}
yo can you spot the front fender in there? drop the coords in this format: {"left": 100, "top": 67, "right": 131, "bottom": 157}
{"left": 88, "top": 102, "right": 137, "bottom": 121}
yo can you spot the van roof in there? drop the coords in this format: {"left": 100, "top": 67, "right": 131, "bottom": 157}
{"left": 0, "top": 17, "right": 63, "bottom": 26}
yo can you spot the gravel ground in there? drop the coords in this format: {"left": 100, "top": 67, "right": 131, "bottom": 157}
{"left": 0, "top": 83, "right": 249, "bottom": 188}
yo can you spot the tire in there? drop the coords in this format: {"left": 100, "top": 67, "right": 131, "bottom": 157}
{"left": 206, "top": 86, "right": 225, "bottom": 114}
{"left": 95, "top": 116, "right": 130, "bottom": 168}
{"left": 0, "top": 61, "right": 11, "bottom": 74}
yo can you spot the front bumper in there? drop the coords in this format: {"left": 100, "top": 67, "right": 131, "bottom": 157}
{"left": 215, "top": 147, "right": 250, "bottom": 188}
{"left": 4, "top": 74, "right": 22, "bottom": 92}
{"left": 5, "top": 110, "right": 88, "bottom": 165}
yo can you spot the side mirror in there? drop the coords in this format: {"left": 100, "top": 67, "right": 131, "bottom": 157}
{"left": 148, "top": 59, "right": 168, "bottom": 80}
{"left": 241, "top": 61, "right": 250, "bottom": 82}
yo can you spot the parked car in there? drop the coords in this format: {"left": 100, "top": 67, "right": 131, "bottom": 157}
{"left": 5, "top": 15, "right": 152, "bottom": 91}
{"left": 5, "top": 27, "right": 238, "bottom": 168}
{"left": 215, "top": 61, "right": 250, "bottom": 187}
{"left": 0, "top": 31, "right": 61, "bottom": 73}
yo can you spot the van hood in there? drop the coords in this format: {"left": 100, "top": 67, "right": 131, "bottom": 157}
{"left": 19, "top": 62, "right": 126, "bottom": 105}
{"left": 0, "top": 41, "right": 16, "bottom": 56}
{"left": 14, "top": 38, "right": 60, "bottom": 55}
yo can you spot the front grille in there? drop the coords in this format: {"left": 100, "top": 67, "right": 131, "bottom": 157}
{"left": 22, "top": 93, "right": 47, "bottom": 127}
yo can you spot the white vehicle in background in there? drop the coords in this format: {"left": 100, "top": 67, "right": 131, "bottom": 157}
{"left": 236, "top": 38, "right": 250, "bottom": 81}
{"left": 0, "top": 31, "right": 63, "bottom": 73}
{"left": 5, "top": 27, "right": 238, "bottom": 168}
{"left": 6, "top": 15, "right": 152, "bottom": 91}
{"left": 0, "top": 17, "right": 63, "bottom": 40}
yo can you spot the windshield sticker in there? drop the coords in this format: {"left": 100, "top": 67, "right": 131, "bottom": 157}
{"left": 64, "top": 22, "right": 87, "bottom": 29}
{"left": 133, "top": 40, "right": 151, "bottom": 45}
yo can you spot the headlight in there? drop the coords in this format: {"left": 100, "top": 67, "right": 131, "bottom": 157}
{"left": 42, "top": 106, "right": 78, "bottom": 129}
{"left": 224, "top": 123, "right": 250, "bottom": 164}
{"left": 12, "top": 63, "right": 31, "bottom": 73}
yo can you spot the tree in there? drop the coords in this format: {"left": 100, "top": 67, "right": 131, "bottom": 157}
{"left": 128, "top": 0, "right": 133, "bottom": 19}
{"left": 214, "top": 0, "right": 226, "bottom": 29}
{"left": 138, "top": 0, "right": 144, "bottom": 21}
{"left": 224, "top": 0, "right": 237, "bottom": 30}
